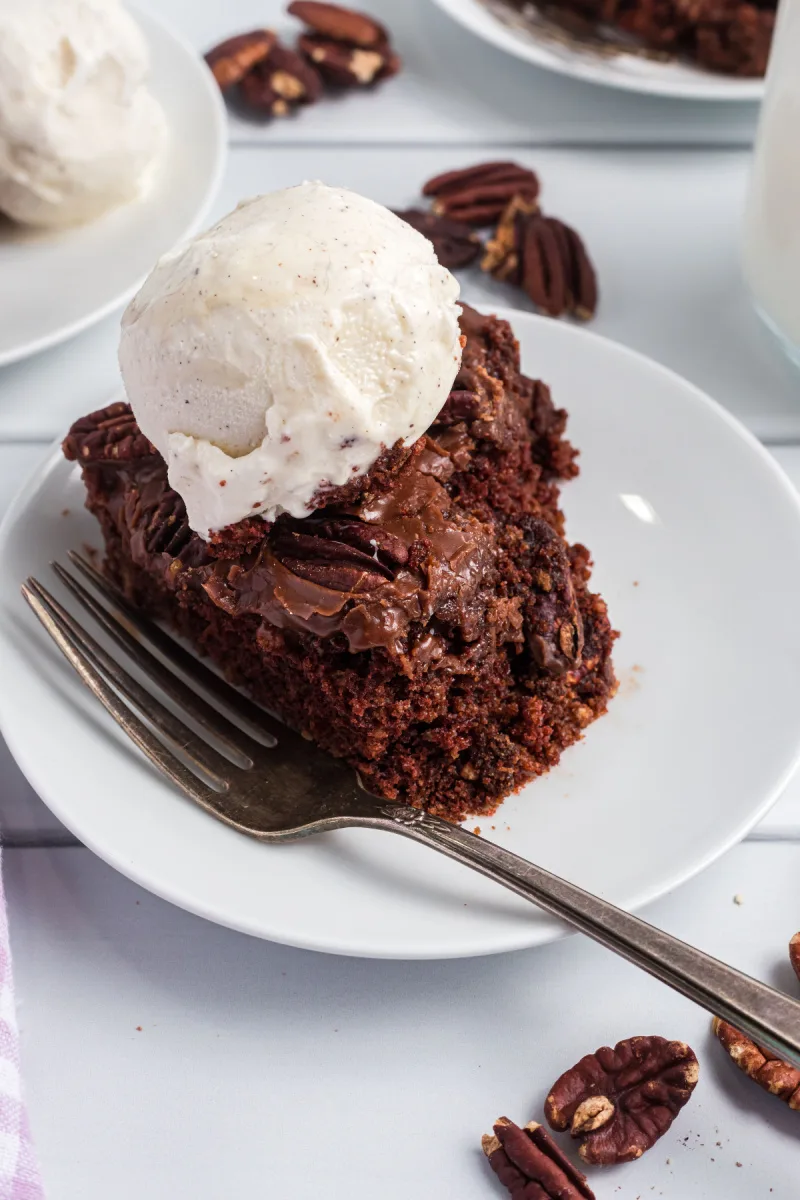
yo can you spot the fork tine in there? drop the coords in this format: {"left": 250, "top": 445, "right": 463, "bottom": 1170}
{"left": 25, "top": 578, "right": 235, "bottom": 788}
{"left": 68, "top": 551, "right": 285, "bottom": 746}
{"left": 53, "top": 562, "right": 261, "bottom": 768}
{"left": 22, "top": 581, "right": 218, "bottom": 807}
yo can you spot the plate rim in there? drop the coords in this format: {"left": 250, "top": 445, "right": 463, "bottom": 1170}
{"left": 432, "top": 0, "right": 765, "bottom": 102}
{"left": 1, "top": 312, "right": 799, "bottom": 959}
{"left": 0, "top": 5, "right": 227, "bottom": 370}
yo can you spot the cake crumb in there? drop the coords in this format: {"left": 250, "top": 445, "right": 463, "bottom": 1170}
{"left": 135, "top": 1026, "right": 142, "bottom": 1032}
{"left": 733, "top": 894, "right": 744, "bottom": 905}
{"left": 473, "top": 826, "right": 481, "bottom": 835}
{"left": 61, "top": 508, "right": 70, "bottom": 517}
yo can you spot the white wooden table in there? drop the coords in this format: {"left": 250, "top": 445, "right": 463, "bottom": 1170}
{"left": 2, "top": 2, "right": 800, "bottom": 1196}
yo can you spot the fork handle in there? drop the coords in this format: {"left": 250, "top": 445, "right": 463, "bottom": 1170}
{"left": 382, "top": 805, "right": 800, "bottom": 1067}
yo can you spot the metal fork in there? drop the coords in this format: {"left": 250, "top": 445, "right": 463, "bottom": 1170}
{"left": 22, "top": 552, "right": 800, "bottom": 1068}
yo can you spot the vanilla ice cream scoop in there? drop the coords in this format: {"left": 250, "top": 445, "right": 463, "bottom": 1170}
{"left": 0, "top": 0, "right": 166, "bottom": 228}
{"left": 119, "top": 182, "right": 464, "bottom": 537}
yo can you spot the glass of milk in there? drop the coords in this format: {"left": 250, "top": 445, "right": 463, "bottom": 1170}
{"left": 742, "top": 0, "right": 800, "bottom": 368}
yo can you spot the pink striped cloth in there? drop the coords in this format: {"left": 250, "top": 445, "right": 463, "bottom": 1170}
{"left": 0, "top": 867, "right": 43, "bottom": 1199}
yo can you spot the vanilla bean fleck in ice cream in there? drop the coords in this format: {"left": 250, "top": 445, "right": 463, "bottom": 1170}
{"left": 0, "top": 0, "right": 166, "bottom": 228}
{"left": 118, "top": 182, "right": 464, "bottom": 537}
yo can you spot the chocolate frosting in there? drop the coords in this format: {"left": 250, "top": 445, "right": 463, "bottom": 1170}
{"left": 201, "top": 436, "right": 496, "bottom": 657}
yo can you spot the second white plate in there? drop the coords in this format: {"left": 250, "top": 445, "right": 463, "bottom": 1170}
{"left": 0, "top": 7, "right": 226, "bottom": 368}
{"left": 433, "top": 0, "right": 765, "bottom": 101}
{"left": 1, "top": 311, "right": 799, "bottom": 958}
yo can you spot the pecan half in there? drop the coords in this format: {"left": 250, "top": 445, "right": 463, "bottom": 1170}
{"left": 63, "top": 403, "right": 156, "bottom": 465}
{"left": 141, "top": 488, "right": 193, "bottom": 559}
{"left": 545, "top": 1036, "right": 699, "bottom": 1164}
{"left": 422, "top": 161, "right": 540, "bottom": 227}
{"left": 393, "top": 209, "right": 480, "bottom": 269}
{"left": 483, "top": 199, "right": 597, "bottom": 321}
{"left": 483, "top": 1118, "right": 595, "bottom": 1200}
{"left": 288, "top": 1, "right": 388, "bottom": 47}
{"left": 528, "top": 216, "right": 597, "bottom": 320}
{"left": 518, "top": 516, "right": 584, "bottom": 677}
{"left": 791, "top": 932, "right": 800, "bottom": 984}
{"left": 270, "top": 514, "right": 404, "bottom": 593}
{"left": 298, "top": 33, "right": 400, "bottom": 85}
{"left": 204, "top": 30, "right": 276, "bottom": 90}
{"left": 240, "top": 43, "right": 323, "bottom": 116}
{"left": 434, "top": 374, "right": 495, "bottom": 427}
{"left": 713, "top": 1017, "right": 800, "bottom": 1110}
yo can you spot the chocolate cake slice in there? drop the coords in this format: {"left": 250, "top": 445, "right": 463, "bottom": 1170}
{"left": 63, "top": 305, "right": 616, "bottom": 821}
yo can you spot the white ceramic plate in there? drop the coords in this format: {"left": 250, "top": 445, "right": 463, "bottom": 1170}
{"left": 2, "top": 310, "right": 800, "bottom": 959}
{"left": 433, "top": 0, "right": 765, "bottom": 101}
{"left": 0, "top": 8, "right": 226, "bottom": 368}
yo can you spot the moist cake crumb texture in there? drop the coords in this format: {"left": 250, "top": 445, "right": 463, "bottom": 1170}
{"left": 64, "top": 304, "right": 617, "bottom": 822}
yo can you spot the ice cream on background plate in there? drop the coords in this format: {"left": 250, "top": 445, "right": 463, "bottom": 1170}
{"left": 0, "top": 0, "right": 166, "bottom": 228}
{"left": 118, "top": 181, "right": 464, "bottom": 537}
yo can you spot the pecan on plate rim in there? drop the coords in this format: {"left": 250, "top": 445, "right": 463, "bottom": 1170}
{"left": 790, "top": 932, "right": 800, "bottom": 984}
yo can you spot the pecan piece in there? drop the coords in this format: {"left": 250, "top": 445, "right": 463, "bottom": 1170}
{"left": 483, "top": 198, "right": 598, "bottom": 320}
{"left": 791, "top": 932, "right": 800, "bottom": 984}
{"left": 143, "top": 489, "right": 193, "bottom": 558}
{"left": 422, "top": 161, "right": 540, "bottom": 227}
{"left": 518, "top": 516, "right": 584, "bottom": 678}
{"left": 481, "top": 194, "right": 538, "bottom": 283}
{"left": 522, "top": 214, "right": 597, "bottom": 320}
{"left": 270, "top": 514, "right": 404, "bottom": 593}
{"left": 712, "top": 1017, "right": 800, "bottom": 1110}
{"left": 63, "top": 402, "right": 157, "bottom": 465}
{"left": 298, "top": 33, "right": 400, "bottom": 85}
{"left": 393, "top": 209, "right": 480, "bottom": 269}
{"left": 288, "top": 1, "right": 388, "bottom": 47}
{"left": 545, "top": 1036, "right": 699, "bottom": 1165}
{"left": 204, "top": 30, "right": 276, "bottom": 90}
{"left": 279, "top": 514, "right": 408, "bottom": 568}
{"left": 240, "top": 43, "right": 322, "bottom": 116}
{"left": 483, "top": 1117, "right": 595, "bottom": 1199}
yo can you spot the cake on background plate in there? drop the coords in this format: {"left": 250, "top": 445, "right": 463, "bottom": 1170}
{"left": 63, "top": 183, "right": 616, "bottom": 821}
